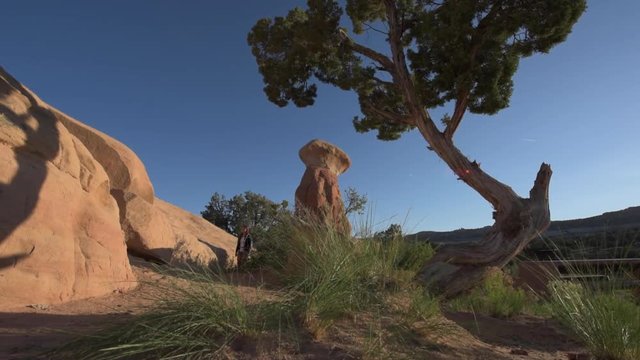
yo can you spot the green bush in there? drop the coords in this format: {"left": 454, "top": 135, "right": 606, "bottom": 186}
{"left": 549, "top": 280, "right": 640, "bottom": 360}
{"left": 449, "top": 270, "right": 528, "bottom": 318}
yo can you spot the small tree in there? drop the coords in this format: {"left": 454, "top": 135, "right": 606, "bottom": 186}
{"left": 248, "top": 0, "right": 586, "bottom": 296}
{"left": 375, "top": 223, "right": 402, "bottom": 242}
{"left": 344, "top": 186, "right": 368, "bottom": 216}
{"left": 202, "top": 191, "right": 289, "bottom": 237}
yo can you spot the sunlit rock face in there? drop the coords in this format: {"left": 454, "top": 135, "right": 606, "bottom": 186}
{"left": 50, "top": 89, "right": 237, "bottom": 268}
{"left": 0, "top": 67, "right": 136, "bottom": 308}
{"left": 0, "top": 67, "right": 237, "bottom": 308}
{"left": 295, "top": 139, "right": 351, "bottom": 235}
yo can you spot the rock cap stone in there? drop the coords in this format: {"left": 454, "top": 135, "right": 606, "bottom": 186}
{"left": 299, "top": 139, "right": 351, "bottom": 175}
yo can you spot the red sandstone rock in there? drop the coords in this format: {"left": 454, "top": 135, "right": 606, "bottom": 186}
{"left": 295, "top": 139, "right": 351, "bottom": 235}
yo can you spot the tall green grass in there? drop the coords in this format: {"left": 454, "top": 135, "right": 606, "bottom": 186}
{"left": 56, "top": 269, "right": 297, "bottom": 360}
{"left": 548, "top": 274, "right": 640, "bottom": 360}
{"left": 273, "top": 213, "right": 436, "bottom": 336}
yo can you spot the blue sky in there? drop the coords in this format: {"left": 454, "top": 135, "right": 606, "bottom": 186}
{"left": 2, "top": 1, "right": 638, "bottom": 232}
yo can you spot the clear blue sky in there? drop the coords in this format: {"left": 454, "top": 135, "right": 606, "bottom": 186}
{"left": 2, "top": 1, "right": 638, "bottom": 232}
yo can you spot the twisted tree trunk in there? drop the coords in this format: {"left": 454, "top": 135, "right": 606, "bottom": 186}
{"left": 415, "top": 161, "right": 552, "bottom": 297}
{"left": 380, "top": 0, "right": 553, "bottom": 296}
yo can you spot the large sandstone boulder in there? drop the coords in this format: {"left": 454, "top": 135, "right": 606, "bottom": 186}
{"left": 49, "top": 89, "right": 228, "bottom": 266}
{"left": 295, "top": 139, "right": 352, "bottom": 235}
{"left": 155, "top": 199, "right": 237, "bottom": 268}
{"left": 49, "top": 107, "right": 171, "bottom": 261}
{"left": 0, "top": 67, "right": 238, "bottom": 308}
{"left": 0, "top": 67, "right": 136, "bottom": 308}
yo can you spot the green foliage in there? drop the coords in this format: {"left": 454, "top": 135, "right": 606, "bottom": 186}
{"left": 201, "top": 191, "right": 289, "bottom": 236}
{"left": 406, "top": 288, "right": 440, "bottom": 324}
{"left": 371, "top": 224, "right": 435, "bottom": 274}
{"left": 549, "top": 281, "right": 640, "bottom": 360}
{"left": 449, "top": 269, "right": 528, "bottom": 318}
{"left": 261, "top": 213, "right": 435, "bottom": 336}
{"left": 344, "top": 186, "right": 368, "bottom": 216}
{"left": 248, "top": 0, "right": 586, "bottom": 140}
{"left": 374, "top": 223, "right": 402, "bottom": 242}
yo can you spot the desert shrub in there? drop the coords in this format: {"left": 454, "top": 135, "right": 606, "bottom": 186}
{"left": 449, "top": 269, "right": 529, "bottom": 318}
{"left": 56, "top": 269, "right": 296, "bottom": 360}
{"left": 276, "top": 215, "right": 383, "bottom": 336}
{"left": 549, "top": 280, "right": 640, "bottom": 360}
{"left": 267, "top": 213, "right": 436, "bottom": 336}
{"left": 405, "top": 288, "right": 441, "bottom": 325}
{"left": 394, "top": 240, "right": 435, "bottom": 273}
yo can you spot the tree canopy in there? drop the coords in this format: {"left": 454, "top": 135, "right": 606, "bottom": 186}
{"left": 248, "top": 0, "right": 586, "bottom": 140}
{"left": 201, "top": 191, "right": 289, "bottom": 236}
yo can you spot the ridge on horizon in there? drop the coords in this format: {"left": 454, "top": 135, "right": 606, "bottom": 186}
{"left": 410, "top": 205, "right": 640, "bottom": 243}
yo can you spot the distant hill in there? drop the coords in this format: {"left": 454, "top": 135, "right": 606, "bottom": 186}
{"left": 408, "top": 206, "right": 640, "bottom": 245}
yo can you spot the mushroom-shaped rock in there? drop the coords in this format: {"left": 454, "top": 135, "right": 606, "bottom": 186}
{"left": 295, "top": 139, "right": 352, "bottom": 235}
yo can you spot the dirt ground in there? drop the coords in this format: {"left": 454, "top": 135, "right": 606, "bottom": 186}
{"left": 0, "top": 258, "right": 591, "bottom": 360}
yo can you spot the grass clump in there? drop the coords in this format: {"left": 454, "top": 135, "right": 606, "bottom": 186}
{"left": 275, "top": 214, "right": 435, "bottom": 336}
{"left": 246, "top": 212, "right": 440, "bottom": 340}
{"left": 549, "top": 279, "right": 640, "bottom": 360}
{"left": 57, "top": 269, "right": 296, "bottom": 360}
{"left": 448, "top": 269, "right": 529, "bottom": 318}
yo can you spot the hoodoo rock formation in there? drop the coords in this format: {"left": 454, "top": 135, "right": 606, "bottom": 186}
{"left": 0, "top": 67, "right": 235, "bottom": 308}
{"left": 295, "top": 139, "right": 351, "bottom": 235}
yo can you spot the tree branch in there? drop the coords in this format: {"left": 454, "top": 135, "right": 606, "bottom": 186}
{"left": 443, "top": 92, "right": 469, "bottom": 139}
{"left": 362, "top": 101, "right": 412, "bottom": 126}
{"left": 339, "top": 29, "right": 395, "bottom": 74}
{"left": 372, "top": 76, "right": 394, "bottom": 87}
{"left": 363, "top": 22, "right": 388, "bottom": 36}
{"left": 444, "top": 2, "right": 502, "bottom": 140}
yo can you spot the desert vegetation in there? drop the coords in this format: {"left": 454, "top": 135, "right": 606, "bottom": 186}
{"left": 54, "top": 207, "right": 639, "bottom": 359}
{"left": 57, "top": 214, "right": 447, "bottom": 359}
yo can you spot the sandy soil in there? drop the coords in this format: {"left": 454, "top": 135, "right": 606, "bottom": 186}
{"left": 0, "top": 258, "right": 591, "bottom": 360}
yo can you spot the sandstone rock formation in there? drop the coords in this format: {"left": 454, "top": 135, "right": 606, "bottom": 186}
{"left": 295, "top": 139, "right": 352, "bottom": 235}
{"left": 45, "top": 78, "right": 235, "bottom": 267}
{"left": 0, "top": 67, "right": 136, "bottom": 308}
{"left": 0, "top": 67, "right": 236, "bottom": 307}
{"left": 50, "top": 105, "right": 174, "bottom": 262}
{"left": 155, "top": 198, "right": 236, "bottom": 268}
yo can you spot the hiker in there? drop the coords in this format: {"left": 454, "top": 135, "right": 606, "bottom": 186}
{"left": 235, "top": 226, "right": 253, "bottom": 268}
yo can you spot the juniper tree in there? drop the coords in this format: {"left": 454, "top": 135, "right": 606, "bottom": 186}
{"left": 202, "top": 191, "right": 289, "bottom": 237}
{"left": 248, "top": 0, "right": 586, "bottom": 296}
